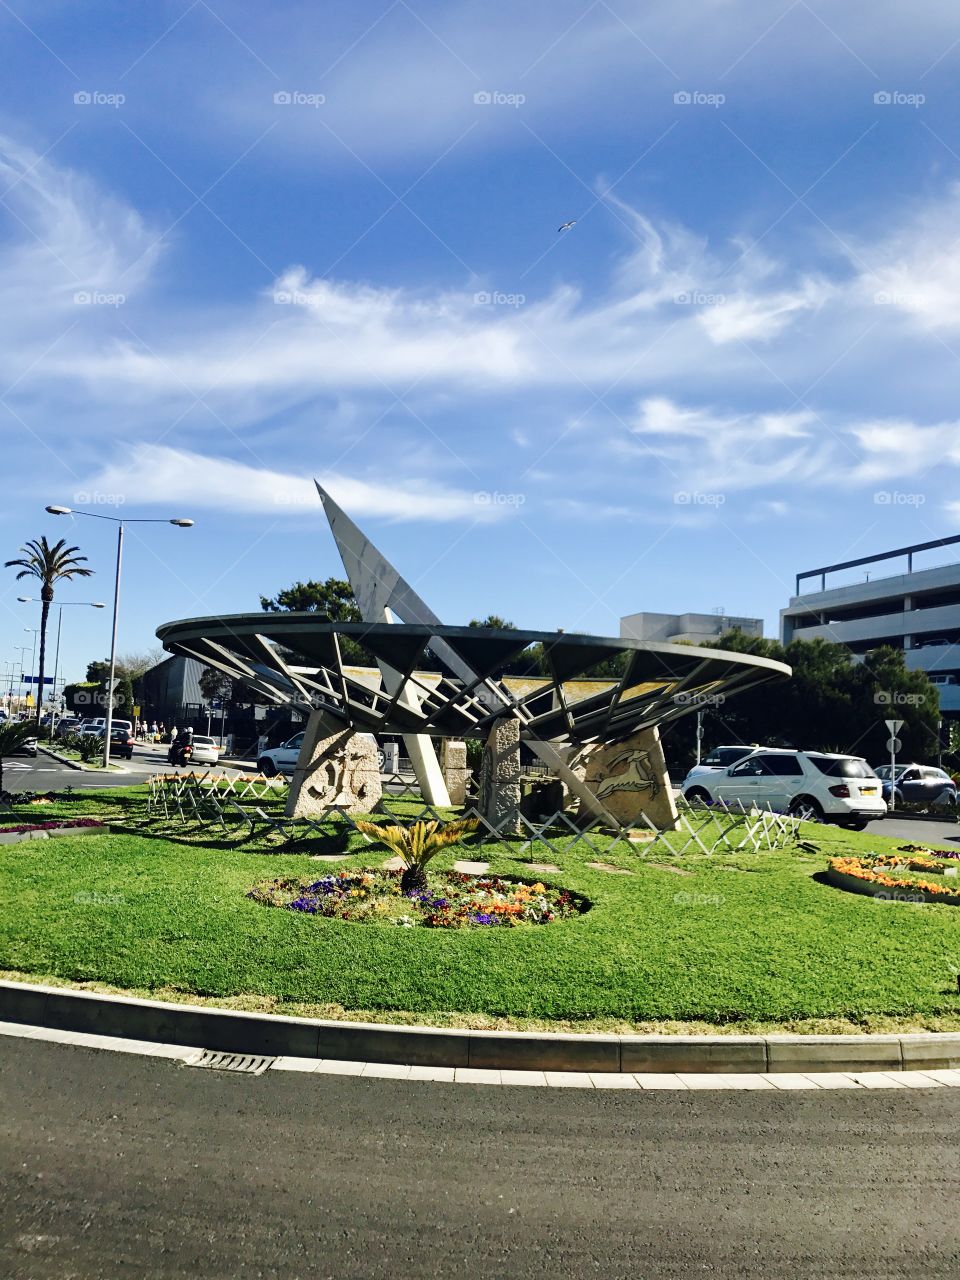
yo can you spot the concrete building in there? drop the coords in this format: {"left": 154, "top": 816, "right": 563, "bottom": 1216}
{"left": 780, "top": 535, "right": 960, "bottom": 715}
{"left": 620, "top": 611, "right": 764, "bottom": 645}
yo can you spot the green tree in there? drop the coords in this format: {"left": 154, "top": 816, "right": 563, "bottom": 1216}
{"left": 260, "top": 578, "right": 360, "bottom": 618}
{"left": 5, "top": 537, "right": 93, "bottom": 722}
{"left": 659, "top": 633, "right": 941, "bottom": 773}
{"left": 260, "top": 577, "right": 373, "bottom": 664}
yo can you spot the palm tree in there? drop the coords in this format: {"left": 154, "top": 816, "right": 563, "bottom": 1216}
{"left": 5, "top": 537, "right": 93, "bottom": 723}
{"left": 354, "top": 817, "right": 480, "bottom": 894}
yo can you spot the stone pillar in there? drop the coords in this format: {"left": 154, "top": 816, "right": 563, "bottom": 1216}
{"left": 477, "top": 717, "right": 522, "bottom": 837}
{"left": 285, "top": 708, "right": 382, "bottom": 819}
{"left": 581, "top": 725, "right": 677, "bottom": 830}
{"left": 441, "top": 738, "right": 470, "bottom": 807}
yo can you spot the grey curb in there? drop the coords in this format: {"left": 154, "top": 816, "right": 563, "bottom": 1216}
{"left": 38, "top": 746, "right": 82, "bottom": 771}
{"left": 37, "top": 746, "right": 128, "bottom": 774}
{"left": 885, "top": 810, "right": 958, "bottom": 824}
{"left": 3, "top": 980, "right": 960, "bottom": 1074}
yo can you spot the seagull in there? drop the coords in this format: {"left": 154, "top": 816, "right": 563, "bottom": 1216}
{"left": 557, "top": 220, "right": 577, "bottom": 233}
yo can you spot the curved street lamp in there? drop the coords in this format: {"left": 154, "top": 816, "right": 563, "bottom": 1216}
{"left": 45, "top": 506, "right": 193, "bottom": 765}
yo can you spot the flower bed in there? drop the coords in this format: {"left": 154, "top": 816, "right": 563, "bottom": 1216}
{"left": 248, "top": 869, "right": 588, "bottom": 929}
{"left": 827, "top": 854, "right": 960, "bottom": 905}
{"left": 0, "top": 818, "right": 104, "bottom": 836}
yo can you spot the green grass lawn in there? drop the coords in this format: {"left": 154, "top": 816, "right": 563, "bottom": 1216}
{"left": 2, "top": 785, "right": 960, "bottom": 1033}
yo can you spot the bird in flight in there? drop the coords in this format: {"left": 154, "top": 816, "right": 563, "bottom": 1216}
{"left": 557, "top": 220, "right": 577, "bottom": 233}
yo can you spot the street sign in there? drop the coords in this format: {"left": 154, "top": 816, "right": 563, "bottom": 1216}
{"left": 886, "top": 736, "right": 902, "bottom": 754}
{"left": 20, "top": 675, "right": 53, "bottom": 685}
{"left": 885, "top": 718, "right": 904, "bottom": 735}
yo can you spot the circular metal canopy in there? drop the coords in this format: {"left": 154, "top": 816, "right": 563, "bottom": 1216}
{"left": 156, "top": 613, "right": 790, "bottom": 746}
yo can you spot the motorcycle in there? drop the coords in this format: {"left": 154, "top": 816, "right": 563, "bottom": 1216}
{"left": 167, "top": 739, "right": 193, "bottom": 768}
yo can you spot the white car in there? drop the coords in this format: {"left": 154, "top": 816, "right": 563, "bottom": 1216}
{"left": 189, "top": 735, "right": 221, "bottom": 765}
{"left": 681, "top": 745, "right": 759, "bottom": 790}
{"left": 257, "top": 730, "right": 380, "bottom": 777}
{"left": 682, "top": 749, "right": 886, "bottom": 829}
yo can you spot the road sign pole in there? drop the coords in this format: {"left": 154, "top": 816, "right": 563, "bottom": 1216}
{"left": 885, "top": 719, "right": 904, "bottom": 804}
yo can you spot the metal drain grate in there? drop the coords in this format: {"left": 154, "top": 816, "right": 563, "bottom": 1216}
{"left": 186, "top": 1050, "right": 276, "bottom": 1075}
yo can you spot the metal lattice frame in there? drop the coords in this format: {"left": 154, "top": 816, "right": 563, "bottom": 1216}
{"left": 156, "top": 616, "right": 790, "bottom": 748}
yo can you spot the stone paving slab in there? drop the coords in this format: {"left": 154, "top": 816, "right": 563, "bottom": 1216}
{"left": 452, "top": 860, "right": 489, "bottom": 875}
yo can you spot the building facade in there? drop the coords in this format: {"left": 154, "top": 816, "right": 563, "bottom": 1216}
{"left": 620, "top": 611, "right": 764, "bottom": 645}
{"left": 780, "top": 536, "right": 960, "bottom": 715}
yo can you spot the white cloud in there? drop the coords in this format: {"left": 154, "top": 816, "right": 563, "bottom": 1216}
{"left": 855, "top": 184, "right": 960, "bottom": 333}
{"left": 77, "top": 444, "right": 507, "bottom": 522}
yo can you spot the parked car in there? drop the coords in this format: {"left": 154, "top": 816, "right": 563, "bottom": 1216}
{"left": 681, "top": 744, "right": 759, "bottom": 790}
{"left": 257, "top": 731, "right": 378, "bottom": 777}
{"left": 682, "top": 749, "right": 886, "bottom": 829}
{"left": 190, "top": 735, "right": 221, "bottom": 765}
{"left": 872, "top": 763, "right": 957, "bottom": 807}
{"left": 13, "top": 733, "right": 38, "bottom": 758}
{"left": 77, "top": 718, "right": 106, "bottom": 735}
{"left": 107, "top": 726, "right": 134, "bottom": 760}
{"left": 56, "top": 716, "right": 81, "bottom": 736}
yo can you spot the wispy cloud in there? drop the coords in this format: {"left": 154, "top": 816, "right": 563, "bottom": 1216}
{"left": 77, "top": 443, "right": 508, "bottom": 522}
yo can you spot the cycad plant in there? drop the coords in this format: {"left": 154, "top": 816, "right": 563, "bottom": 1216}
{"left": 0, "top": 719, "right": 40, "bottom": 796}
{"left": 354, "top": 817, "right": 480, "bottom": 894}
{"left": 5, "top": 537, "right": 93, "bottom": 722}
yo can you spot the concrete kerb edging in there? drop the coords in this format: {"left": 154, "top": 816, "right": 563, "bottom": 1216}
{"left": 37, "top": 746, "right": 129, "bottom": 775}
{"left": 3, "top": 980, "right": 960, "bottom": 1074}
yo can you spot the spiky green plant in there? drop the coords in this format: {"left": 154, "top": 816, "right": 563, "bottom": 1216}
{"left": 354, "top": 817, "right": 480, "bottom": 895}
{"left": 5, "top": 537, "right": 93, "bottom": 722}
{"left": 0, "top": 719, "right": 39, "bottom": 795}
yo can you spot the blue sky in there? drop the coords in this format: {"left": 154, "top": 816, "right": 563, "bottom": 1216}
{"left": 3, "top": 0, "right": 960, "bottom": 684}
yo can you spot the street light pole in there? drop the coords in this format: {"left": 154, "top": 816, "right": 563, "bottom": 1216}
{"left": 24, "top": 628, "right": 38, "bottom": 713}
{"left": 45, "top": 506, "right": 193, "bottom": 767}
{"left": 104, "top": 521, "right": 124, "bottom": 769}
{"left": 18, "top": 599, "right": 106, "bottom": 734}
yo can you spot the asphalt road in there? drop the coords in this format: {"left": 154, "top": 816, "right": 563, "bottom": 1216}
{"left": 2, "top": 1037, "right": 959, "bottom": 1279}
{"left": 6, "top": 743, "right": 255, "bottom": 792}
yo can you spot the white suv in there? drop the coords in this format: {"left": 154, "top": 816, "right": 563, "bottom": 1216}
{"left": 682, "top": 749, "right": 886, "bottom": 829}
{"left": 681, "top": 745, "right": 758, "bottom": 790}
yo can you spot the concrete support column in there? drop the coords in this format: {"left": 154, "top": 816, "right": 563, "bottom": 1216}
{"left": 478, "top": 717, "right": 522, "bottom": 836}
{"left": 441, "top": 738, "right": 470, "bottom": 807}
